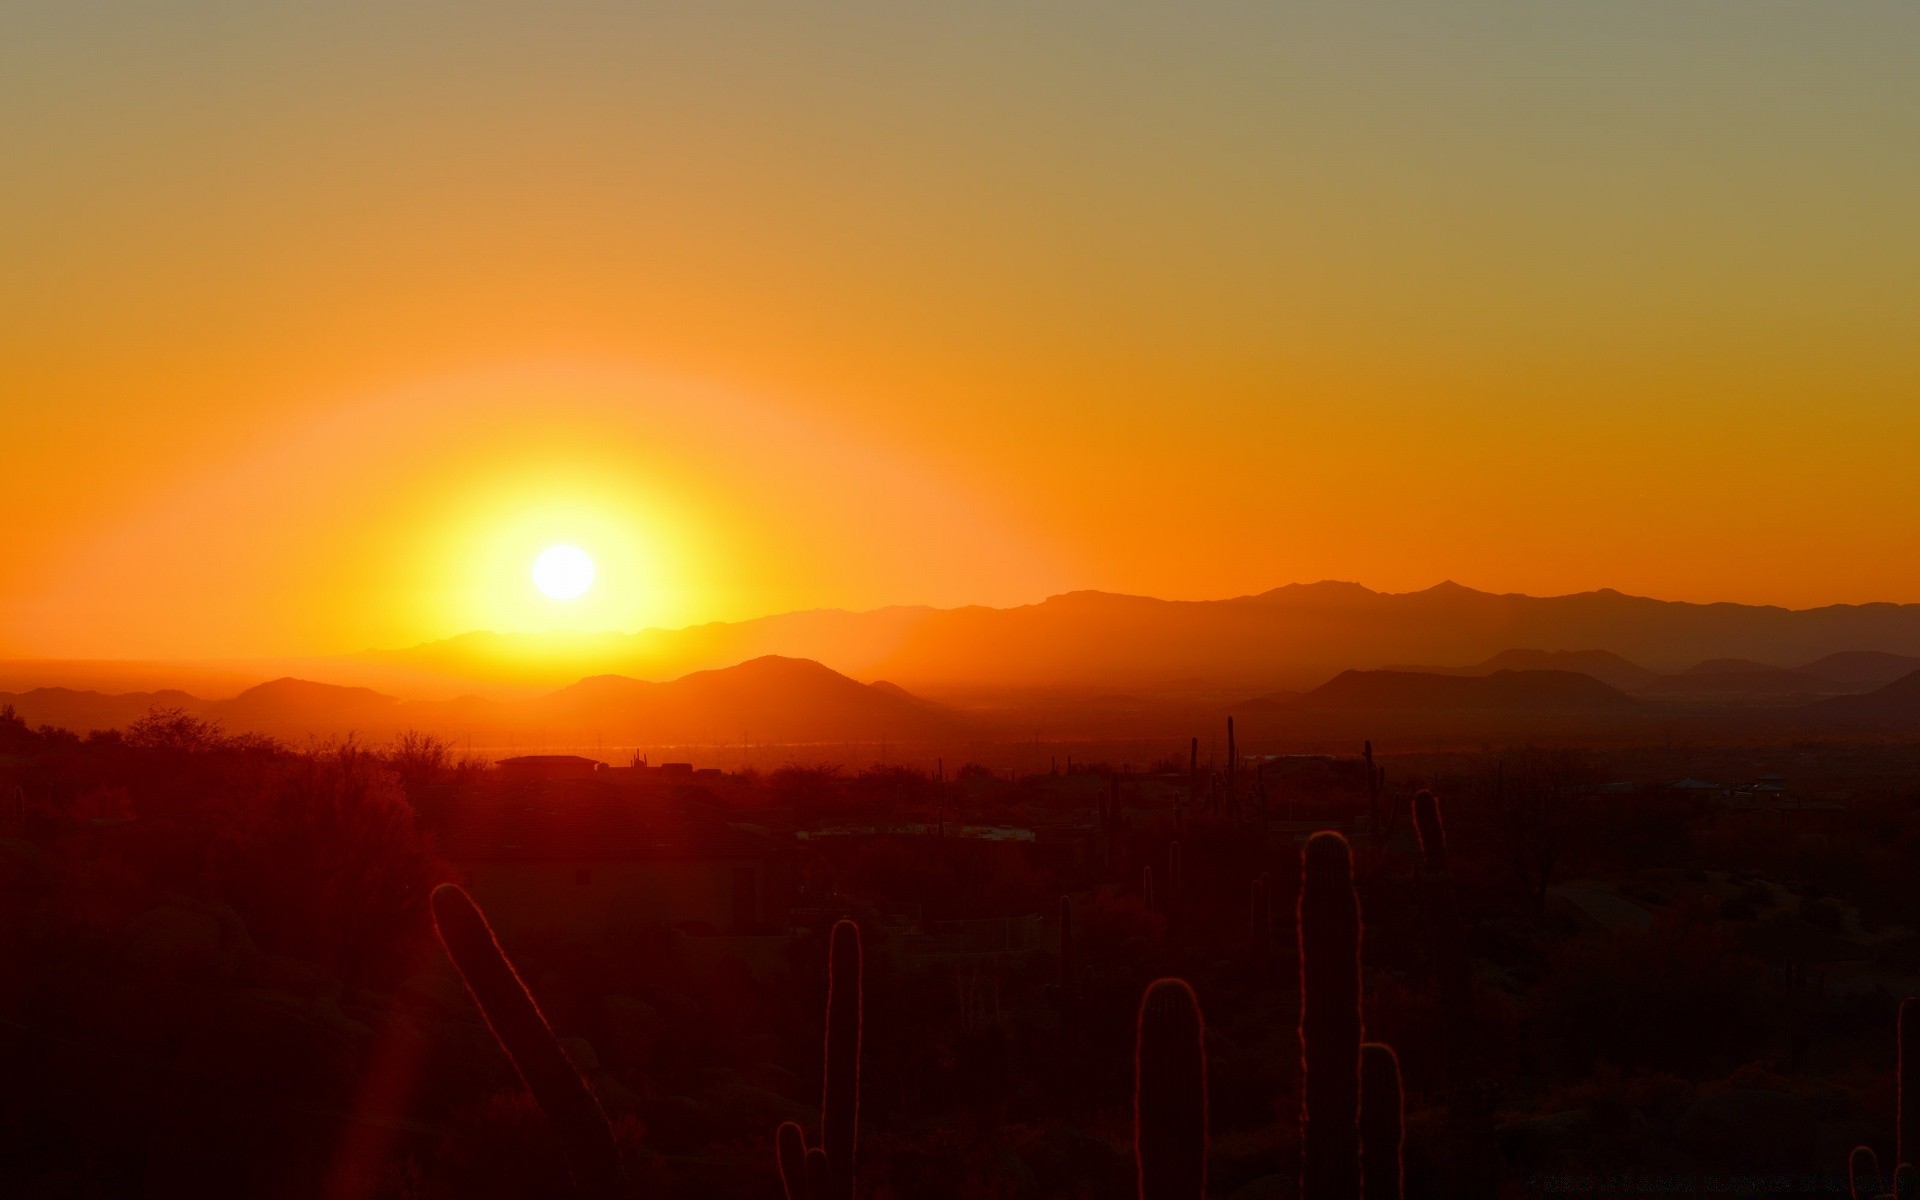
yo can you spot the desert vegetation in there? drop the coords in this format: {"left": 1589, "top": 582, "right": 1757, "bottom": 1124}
{"left": 6, "top": 703, "right": 1920, "bottom": 1196}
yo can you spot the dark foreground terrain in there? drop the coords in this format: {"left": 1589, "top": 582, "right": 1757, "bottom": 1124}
{"left": 5, "top": 704, "right": 1920, "bottom": 1198}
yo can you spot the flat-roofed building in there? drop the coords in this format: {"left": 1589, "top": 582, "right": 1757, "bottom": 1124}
{"left": 496, "top": 754, "right": 606, "bottom": 782}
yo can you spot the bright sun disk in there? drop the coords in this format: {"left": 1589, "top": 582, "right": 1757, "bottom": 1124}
{"left": 532, "top": 544, "right": 595, "bottom": 600}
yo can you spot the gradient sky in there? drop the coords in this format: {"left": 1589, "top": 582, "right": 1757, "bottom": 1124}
{"left": 5, "top": 2, "right": 1918, "bottom": 660}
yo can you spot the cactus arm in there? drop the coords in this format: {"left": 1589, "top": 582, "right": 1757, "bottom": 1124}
{"left": 804, "top": 1146, "right": 831, "bottom": 1199}
{"left": 1852, "top": 1145, "right": 1884, "bottom": 1200}
{"left": 1360, "top": 1043, "right": 1405, "bottom": 1200}
{"left": 1300, "top": 832, "right": 1362, "bottom": 1200}
{"left": 777, "top": 1121, "right": 808, "bottom": 1200}
{"left": 429, "top": 884, "right": 625, "bottom": 1199}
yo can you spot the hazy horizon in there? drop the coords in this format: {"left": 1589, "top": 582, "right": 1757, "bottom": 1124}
{"left": 16, "top": 575, "right": 1920, "bottom": 669}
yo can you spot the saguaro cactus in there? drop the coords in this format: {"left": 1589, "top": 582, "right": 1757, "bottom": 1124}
{"left": 1413, "top": 791, "right": 1469, "bottom": 1036}
{"left": 778, "top": 919, "right": 864, "bottom": 1200}
{"left": 1060, "top": 895, "right": 1076, "bottom": 988}
{"left": 1413, "top": 790, "right": 1498, "bottom": 1200}
{"left": 430, "top": 884, "right": 625, "bottom": 1200}
{"left": 1053, "top": 895, "right": 1082, "bottom": 1007}
{"left": 1299, "top": 831, "right": 1362, "bottom": 1200}
{"left": 1226, "top": 717, "right": 1237, "bottom": 799}
{"left": 1361, "top": 1043, "right": 1405, "bottom": 1200}
{"left": 1143, "top": 864, "right": 1157, "bottom": 915}
{"left": 1904, "top": 998, "right": 1920, "bottom": 1172}
{"left": 1135, "top": 978, "right": 1208, "bottom": 1200}
{"left": 1412, "top": 790, "right": 1446, "bottom": 871}
{"left": 1362, "top": 741, "right": 1387, "bottom": 842}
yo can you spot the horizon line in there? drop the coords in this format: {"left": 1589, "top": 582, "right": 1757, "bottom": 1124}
{"left": 9, "top": 577, "right": 1920, "bottom": 668}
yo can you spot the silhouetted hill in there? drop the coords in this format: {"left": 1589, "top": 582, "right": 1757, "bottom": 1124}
{"left": 1385, "top": 649, "right": 1657, "bottom": 693}
{"left": 1796, "top": 651, "right": 1920, "bottom": 690}
{"left": 1273, "top": 669, "right": 1641, "bottom": 714}
{"left": 2, "top": 658, "right": 958, "bottom": 746}
{"left": 1643, "top": 659, "right": 1848, "bottom": 702}
{"left": 361, "top": 582, "right": 1920, "bottom": 695}
{"left": 867, "top": 679, "right": 935, "bottom": 706}
{"left": 213, "top": 678, "right": 403, "bottom": 733}
{"left": 528, "top": 656, "right": 955, "bottom": 742}
{"left": 1809, "top": 669, "right": 1920, "bottom": 718}
{"left": 0, "top": 687, "right": 206, "bottom": 733}
{"left": 1476, "top": 649, "right": 1658, "bottom": 692}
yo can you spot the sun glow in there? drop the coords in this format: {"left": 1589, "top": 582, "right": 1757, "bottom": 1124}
{"left": 531, "top": 544, "right": 596, "bottom": 600}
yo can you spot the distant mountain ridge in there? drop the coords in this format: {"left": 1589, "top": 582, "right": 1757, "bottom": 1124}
{"left": 1274, "top": 669, "right": 1642, "bottom": 714}
{"left": 1383, "top": 649, "right": 1659, "bottom": 693}
{"left": 0, "top": 656, "right": 957, "bottom": 746}
{"left": 346, "top": 581, "right": 1920, "bottom": 696}
{"left": 9, "top": 582, "right": 1920, "bottom": 747}
{"left": 1810, "top": 669, "right": 1920, "bottom": 720}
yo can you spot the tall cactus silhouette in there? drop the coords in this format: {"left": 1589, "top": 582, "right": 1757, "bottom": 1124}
{"left": 777, "top": 920, "right": 861, "bottom": 1200}
{"left": 1360, "top": 1043, "right": 1405, "bottom": 1200}
{"left": 1144, "top": 864, "right": 1157, "bottom": 914}
{"left": 1905, "top": 998, "right": 1920, "bottom": 1173}
{"left": 1059, "top": 895, "right": 1077, "bottom": 992}
{"left": 778, "top": 919, "right": 864, "bottom": 1200}
{"left": 1413, "top": 791, "right": 1470, "bottom": 1066}
{"left": 1412, "top": 790, "right": 1446, "bottom": 872}
{"left": 1049, "top": 895, "right": 1085, "bottom": 1009}
{"left": 1362, "top": 741, "right": 1387, "bottom": 842}
{"left": 1414, "top": 787, "right": 1500, "bottom": 1194}
{"left": 1135, "top": 978, "right": 1207, "bottom": 1200}
{"left": 1299, "top": 831, "right": 1363, "bottom": 1200}
{"left": 429, "top": 884, "right": 625, "bottom": 1200}
{"left": 1414, "top": 792, "right": 1469, "bottom": 1012}
{"left": 1167, "top": 841, "right": 1185, "bottom": 939}
{"left": 1226, "top": 716, "right": 1236, "bottom": 801}
{"left": 1362, "top": 741, "right": 1374, "bottom": 825}
{"left": 1854, "top": 997, "right": 1920, "bottom": 1199}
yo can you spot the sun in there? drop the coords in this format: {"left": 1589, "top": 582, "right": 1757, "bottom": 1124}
{"left": 531, "top": 544, "right": 596, "bottom": 600}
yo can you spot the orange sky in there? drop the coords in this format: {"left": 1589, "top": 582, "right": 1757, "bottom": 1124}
{"left": 4, "top": 3, "right": 1919, "bottom": 660}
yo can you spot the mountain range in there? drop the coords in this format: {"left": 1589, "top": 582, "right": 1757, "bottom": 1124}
{"left": 6, "top": 582, "right": 1920, "bottom": 750}
{"left": 9, "top": 651, "right": 1920, "bottom": 754}
{"left": 0, "top": 657, "right": 953, "bottom": 748}
{"left": 337, "top": 581, "right": 1920, "bottom": 698}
